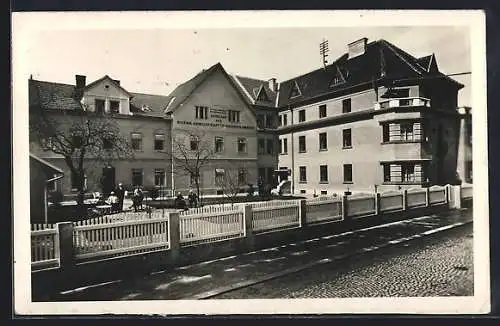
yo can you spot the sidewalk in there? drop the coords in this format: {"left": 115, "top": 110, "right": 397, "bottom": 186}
{"left": 54, "top": 208, "right": 472, "bottom": 301}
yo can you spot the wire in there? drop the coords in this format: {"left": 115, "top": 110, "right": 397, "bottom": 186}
{"left": 386, "top": 72, "right": 471, "bottom": 84}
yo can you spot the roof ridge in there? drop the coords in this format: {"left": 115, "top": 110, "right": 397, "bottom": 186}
{"left": 30, "top": 79, "right": 74, "bottom": 87}
{"left": 380, "top": 40, "right": 426, "bottom": 75}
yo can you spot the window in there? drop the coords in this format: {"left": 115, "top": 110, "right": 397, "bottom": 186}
{"left": 342, "top": 129, "right": 352, "bottom": 148}
{"left": 298, "top": 136, "right": 306, "bottom": 153}
{"left": 319, "top": 104, "right": 327, "bottom": 118}
{"left": 300, "top": 190, "right": 306, "bottom": 194}
{"left": 215, "top": 136, "right": 224, "bottom": 153}
{"left": 95, "top": 99, "right": 105, "bottom": 113}
{"left": 228, "top": 110, "right": 241, "bottom": 123}
{"left": 266, "top": 114, "right": 275, "bottom": 128}
{"left": 190, "top": 173, "right": 200, "bottom": 186}
{"left": 281, "top": 138, "right": 288, "bottom": 154}
{"left": 298, "top": 110, "right": 306, "bottom": 122}
{"left": 343, "top": 164, "right": 353, "bottom": 183}
{"left": 238, "top": 168, "right": 247, "bottom": 185}
{"left": 299, "top": 166, "right": 307, "bottom": 183}
{"left": 290, "top": 81, "right": 301, "bottom": 98}
{"left": 382, "top": 124, "right": 390, "bottom": 143}
{"left": 131, "top": 133, "right": 142, "bottom": 151}
{"left": 102, "top": 137, "right": 113, "bottom": 150}
{"left": 319, "top": 132, "right": 328, "bottom": 151}
{"left": 321, "top": 190, "right": 327, "bottom": 195}
{"left": 400, "top": 123, "right": 414, "bottom": 141}
{"left": 258, "top": 138, "right": 265, "bottom": 154}
{"left": 154, "top": 134, "right": 165, "bottom": 151}
{"left": 215, "top": 169, "right": 225, "bottom": 185}
{"left": 154, "top": 169, "right": 166, "bottom": 186}
{"left": 47, "top": 174, "right": 57, "bottom": 192}
{"left": 283, "top": 114, "right": 288, "bottom": 126}
{"left": 195, "top": 106, "right": 209, "bottom": 119}
{"left": 383, "top": 164, "right": 391, "bottom": 182}
{"left": 109, "top": 100, "right": 119, "bottom": 114}
{"left": 190, "top": 136, "right": 199, "bottom": 151}
{"left": 342, "top": 98, "right": 351, "bottom": 113}
{"left": 401, "top": 164, "right": 415, "bottom": 182}
{"left": 237, "top": 138, "right": 247, "bottom": 153}
{"left": 266, "top": 139, "right": 274, "bottom": 155}
{"left": 320, "top": 165, "right": 328, "bottom": 183}
{"left": 132, "top": 168, "right": 143, "bottom": 186}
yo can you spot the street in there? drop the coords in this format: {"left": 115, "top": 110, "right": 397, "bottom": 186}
{"left": 216, "top": 223, "right": 473, "bottom": 298}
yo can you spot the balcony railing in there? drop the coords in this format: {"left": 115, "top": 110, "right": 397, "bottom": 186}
{"left": 375, "top": 97, "right": 431, "bottom": 110}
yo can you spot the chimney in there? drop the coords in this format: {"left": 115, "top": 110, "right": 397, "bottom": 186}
{"left": 348, "top": 37, "right": 368, "bottom": 59}
{"left": 268, "top": 78, "right": 277, "bottom": 92}
{"left": 75, "top": 75, "right": 86, "bottom": 89}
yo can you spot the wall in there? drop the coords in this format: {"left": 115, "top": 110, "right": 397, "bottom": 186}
{"left": 30, "top": 112, "right": 172, "bottom": 194}
{"left": 171, "top": 68, "right": 260, "bottom": 193}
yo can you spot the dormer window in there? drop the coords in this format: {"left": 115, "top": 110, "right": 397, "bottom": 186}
{"left": 256, "top": 86, "right": 270, "bottom": 102}
{"left": 290, "top": 81, "right": 302, "bottom": 99}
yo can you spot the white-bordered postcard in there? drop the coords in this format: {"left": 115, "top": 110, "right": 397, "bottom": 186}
{"left": 12, "top": 10, "right": 490, "bottom": 315}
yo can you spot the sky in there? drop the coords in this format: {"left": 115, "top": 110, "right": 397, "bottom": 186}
{"left": 20, "top": 20, "right": 471, "bottom": 107}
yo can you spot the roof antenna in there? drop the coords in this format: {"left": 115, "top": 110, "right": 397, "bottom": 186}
{"left": 319, "top": 39, "right": 329, "bottom": 70}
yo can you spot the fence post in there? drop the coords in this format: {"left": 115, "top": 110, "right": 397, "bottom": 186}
{"left": 168, "top": 212, "right": 181, "bottom": 262}
{"left": 57, "top": 222, "right": 74, "bottom": 270}
{"left": 402, "top": 190, "right": 408, "bottom": 211}
{"left": 299, "top": 199, "right": 307, "bottom": 228}
{"left": 244, "top": 204, "right": 254, "bottom": 250}
{"left": 375, "top": 193, "right": 381, "bottom": 216}
{"left": 425, "top": 187, "right": 430, "bottom": 207}
{"left": 449, "top": 185, "right": 462, "bottom": 209}
{"left": 341, "top": 195, "right": 349, "bottom": 221}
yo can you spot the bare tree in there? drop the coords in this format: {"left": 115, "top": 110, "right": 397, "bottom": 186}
{"left": 215, "top": 164, "right": 254, "bottom": 206}
{"left": 29, "top": 84, "right": 134, "bottom": 214}
{"left": 170, "top": 129, "right": 215, "bottom": 205}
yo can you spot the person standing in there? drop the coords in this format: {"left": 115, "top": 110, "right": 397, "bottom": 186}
{"left": 115, "top": 182, "right": 125, "bottom": 212}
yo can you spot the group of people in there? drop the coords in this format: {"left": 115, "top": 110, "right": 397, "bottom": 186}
{"left": 95, "top": 183, "right": 146, "bottom": 213}
{"left": 175, "top": 190, "right": 199, "bottom": 210}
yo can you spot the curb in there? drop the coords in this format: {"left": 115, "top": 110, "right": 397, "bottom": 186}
{"left": 188, "top": 219, "right": 472, "bottom": 300}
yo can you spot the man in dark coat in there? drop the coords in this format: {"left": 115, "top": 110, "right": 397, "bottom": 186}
{"left": 115, "top": 182, "right": 125, "bottom": 212}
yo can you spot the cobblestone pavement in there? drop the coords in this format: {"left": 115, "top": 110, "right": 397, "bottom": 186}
{"left": 53, "top": 208, "right": 472, "bottom": 301}
{"left": 216, "top": 223, "right": 474, "bottom": 298}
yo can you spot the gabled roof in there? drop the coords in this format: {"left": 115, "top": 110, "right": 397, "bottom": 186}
{"left": 230, "top": 75, "right": 278, "bottom": 108}
{"left": 277, "top": 39, "right": 464, "bottom": 108}
{"left": 417, "top": 55, "right": 434, "bottom": 72}
{"left": 84, "top": 75, "right": 132, "bottom": 97}
{"left": 29, "top": 78, "right": 169, "bottom": 118}
{"left": 30, "top": 153, "right": 64, "bottom": 175}
{"left": 163, "top": 63, "right": 256, "bottom": 115}
{"left": 163, "top": 63, "right": 222, "bottom": 114}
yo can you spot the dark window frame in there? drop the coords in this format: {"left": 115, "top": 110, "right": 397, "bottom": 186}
{"left": 319, "top": 165, "right": 328, "bottom": 183}
{"left": 298, "top": 110, "right": 306, "bottom": 122}
{"left": 298, "top": 135, "right": 306, "bottom": 153}
{"left": 319, "top": 132, "right": 328, "bottom": 151}
{"left": 319, "top": 104, "right": 327, "bottom": 118}
{"left": 299, "top": 166, "right": 307, "bottom": 183}
{"left": 342, "top": 98, "right": 351, "bottom": 113}
{"left": 342, "top": 129, "right": 352, "bottom": 149}
{"left": 343, "top": 164, "right": 353, "bottom": 183}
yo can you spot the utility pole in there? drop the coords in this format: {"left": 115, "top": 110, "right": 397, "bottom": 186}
{"left": 320, "top": 39, "right": 329, "bottom": 69}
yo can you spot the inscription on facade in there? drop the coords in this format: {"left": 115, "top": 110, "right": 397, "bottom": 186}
{"left": 177, "top": 120, "right": 254, "bottom": 129}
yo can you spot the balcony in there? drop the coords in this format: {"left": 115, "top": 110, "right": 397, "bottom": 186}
{"left": 375, "top": 97, "right": 431, "bottom": 110}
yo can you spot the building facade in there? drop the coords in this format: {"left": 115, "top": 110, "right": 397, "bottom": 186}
{"left": 28, "top": 37, "right": 469, "bottom": 199}
{"left": 276, "top": 38, "right": 465, "bottom": 195}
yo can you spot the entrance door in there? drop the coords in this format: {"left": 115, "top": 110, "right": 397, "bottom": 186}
{"left": 101, "top": 166, "right": 116, "bottom": 196}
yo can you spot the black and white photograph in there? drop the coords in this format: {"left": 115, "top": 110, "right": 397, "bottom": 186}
{"left": 12, "top": 10, "right": 490, "bottom": 315}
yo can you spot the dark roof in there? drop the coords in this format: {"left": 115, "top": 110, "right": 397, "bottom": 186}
{"left": 129, "top": 92, "right": 171, "bottom": 117}
{"left": 230, "top": 75, "right": 278, "bottom": 108}
{"left": 277, "top": 39, "right": 463, "bottom": 108}
{"left": 30, "top": 153, "right": 64, "bottom": 176}
{"left": 163, "top": 63, "right": 222, "bottom": 113}
{"left": 417, "top": 54, "right": 434, "bottom": 72}
{"left": 29, "top": 78, "right": 169, "bottom": 118}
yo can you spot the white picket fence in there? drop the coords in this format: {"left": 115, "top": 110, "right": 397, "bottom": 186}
{"left": 31, "top": 227, "right": 60, "bottom": 271}
{"left": 73, "top": 217, "right": 170, "bottom": 262}
{"left": 31, "top": 223, "right": 56, "bottom": 231}
{"left": 379, "top": 192, "right": 404, "bottom": 212}
{"left": 305, "top": 198, "right": 343, "bottom": 224}
{"left": 179, "top": 207, "right": 245, "bottom": 247}
{"left": 252, "top": 200, "right": 301, "bottom": 233}
{"left": 347, "top": 195, "right": 376, "bottom": 218}
{"left": 407, "top": 189, "right": 428, "bottom": 208}
{"left": 429, "top": 187, "right": 447, "bottom": 205}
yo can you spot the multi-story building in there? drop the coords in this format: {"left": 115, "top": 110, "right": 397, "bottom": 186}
{"left": 28, "top": 37, "right": 469, "bottom": 199}
{"left": 276, "top": 38, "right": 465, "bottom": 195}
{"left": 29, "top": 74, "right": 173, "bottom": 195}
